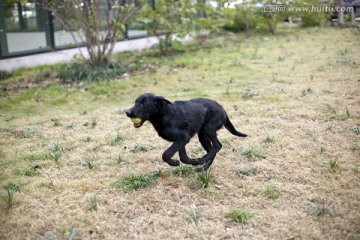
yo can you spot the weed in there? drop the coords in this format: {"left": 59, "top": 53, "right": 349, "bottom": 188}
{"left": 198, "top": 170, "right": 212, "bottom": 188}
{"left": 65, "top": 123, "right": 75, "bottom": 129}
{"left": 320, "top": 146, "right": 326, "bottom": 154}
{"left": 326, "top": 104, "right": 337, "bottom": 119}
{"left": 110, "top": 170, "right": 161, "bottom": 191}
{"left": 49, "top": 151, "right": 62, "bottom": 162}
{"left": 302, "top": 88, "right": 312, "bottom": 96}
{"left": 79, "top": 110, "right": 88, "bottom": 115}
{"left": 263, "top": 172, "right": 274, "bottom": 180}
{"left": 273, "top": 74, "right": 287, "bottom": 83}
{"left": 353, "top": 127, "right": 360, "bottom": 135}
{"left": 172, "top": 165, "right": 195, "bottom": 177}
{"left": 263, "top": 185, "right": 281, "bottom": 199}
{"left": 272, "top": 72, "right": 278, "bottom": 82}
{"left": 310, "top": 201, "right": 333, "bottom": 217}
{"left": 242, "top": 147, "right": 265, "bottom": 160}
{"left": 329, "top": 157, "right": 339, "bottom": 170}
{"left": 345, "top": 106, "right": 351, "bottom": 118}
{"left": 252, "top": 47, "right": 259, "bottom": 59}
{"left": 82, "top": 157, "right": 94, "bottom": 170}
{"left": 277, "top": 55, "right": 285, "bottom": 61}
{"left": 242, "top": 90, "right": 258, "bottom": 100}
{"left": 51, "top": 118, "right": 62, "bottom": 127}
{"left": 15, "top": 167, "right": 38, "bottom": 177}
{"left": 226, "top": 78, "right": 234, "bottom": 95}
{"left": 329, "top": 114, "right": 337, "bottom": 120}
{"left": 117, "top": 154, "right": 126, "bottom": 165}
{"left": 110, "top": 132, "right": 124, "bottom": 146}
{"left": 24, "top": 152, "right": 48, "bottom": 161}
{"left": 4, "top": 182, "right": 21, "bottom": 192}
{"left": 44, "top": 172, "right": 54, "bottom": 188}
{"left": 189, "top": 204, "right": 199, "bottom": 224}
{"left": 80, "top": 136, "right": 91, "bottom": 143}
{"left": 48, "top": 143, "right": 64, "bottom": 162}
{"left": 265, "top": 133, "right": 275, "bottom": 143}
{"left": 131, "top": 145, "right": 148, "bottom": 153}
{"left": 2, "top": 188, "right": 15, "bottom": 208}
{"left": 235, "top": 164, "right": 258, "bottom": 176}
{"left": 310, "top": 132, "right": 318, "bottom": 142}
{"left": 91, "top": 117, "right": 99, "bottom": 128}
{"left": 228, "top": 210, "right": 255, "bottom": 224}
{"left": 89, "top": 193, "right": 98, "bottom": 211}
{"left": 39, "top": 228, "right": 78, "bottom": 240}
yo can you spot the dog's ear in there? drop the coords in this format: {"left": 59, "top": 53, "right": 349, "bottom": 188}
{"left": 155, "top": 96, "right": 171, "bottom": 106}
{"left": 155, "top": 96, "right": 171, "bottom": 113}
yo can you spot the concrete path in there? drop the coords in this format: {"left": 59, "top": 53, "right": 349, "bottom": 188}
{"left": 0, "top": 36, "right": 161, "bottom": 72}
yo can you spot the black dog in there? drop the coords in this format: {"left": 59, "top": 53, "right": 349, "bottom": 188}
{"left": 125, "top": 93, "right": 247, "bottom": 170}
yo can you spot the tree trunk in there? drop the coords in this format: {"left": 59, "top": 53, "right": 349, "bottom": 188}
{"left": 338, "top": 0, "right": 345, "bottom": 25}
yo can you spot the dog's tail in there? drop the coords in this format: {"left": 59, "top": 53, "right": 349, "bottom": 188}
{"left": 225, "top": 116, "right": 248, "bottom": 137}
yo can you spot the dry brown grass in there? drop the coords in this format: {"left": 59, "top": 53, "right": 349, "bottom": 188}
{"left": 1, "top": 26, "right": 360, "bottom": 239}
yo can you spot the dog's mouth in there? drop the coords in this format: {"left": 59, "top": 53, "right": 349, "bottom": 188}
{"left": 134, "top": 121, "right": 143, "bottom": 128}
{"left": 130, "top": 118, "right": 144, "bottom": 128}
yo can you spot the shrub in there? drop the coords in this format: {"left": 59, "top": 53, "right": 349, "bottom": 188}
{"left": 0, "top": 70, "right": 11, "bottom": 81}
{"left": 291, "top": 0, "right": 331, "bottom": 27}
{"left": 223, "top": 7, "right": 267, "bottom": 34}
{"left": 138, "top": 0, "right": 196, "bottom": 56}
{"left": 57, "top": 59, "right": 126, "bottom": 82}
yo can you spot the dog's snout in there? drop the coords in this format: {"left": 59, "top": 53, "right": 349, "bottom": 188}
{"left": 125, "top": 109, "right": 132, "bottom": 117}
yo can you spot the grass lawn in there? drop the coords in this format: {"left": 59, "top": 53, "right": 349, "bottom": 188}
{"left": 0, "top": 26, "right": 359, "bottom": 239}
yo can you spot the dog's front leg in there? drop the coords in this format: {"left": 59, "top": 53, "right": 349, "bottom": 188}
{"left": 162, "top": 139, "right": 189, "bottom": 167}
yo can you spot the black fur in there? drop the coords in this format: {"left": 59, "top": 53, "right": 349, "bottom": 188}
{"left": 126, "top": 93, "right": 247, "bottom": 170}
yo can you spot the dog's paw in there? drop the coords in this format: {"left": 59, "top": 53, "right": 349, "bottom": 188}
{"left": 168, "top": 160, "right": 180, "bottom": 166}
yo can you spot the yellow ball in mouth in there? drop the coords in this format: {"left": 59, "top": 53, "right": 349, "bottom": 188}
{"left": 130, "top": 118, "right": 142, "bottom": 124}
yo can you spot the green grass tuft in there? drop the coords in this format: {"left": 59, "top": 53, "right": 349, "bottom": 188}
{"left": 171, "top": 165, "right": 195, "bottom": 177}
{"left": 198, "top": 170, "right": 212, "bottom": 188}
{"left": 1, "top": 188, "right": 15, "bottom": 209}
{"left": 88, "top": 193, "right": 98, "bottom": 211}
{"left": 110, "top": 170, "right": 161, "bottom": 191}
{"left": 242, "top": 147, "right": 265, "bottom": 160}
{"left": 228, "top": 210, "right": 255, "bottom": 224}
{"left": 310, "top": 201, "right": 334, "bottom": 217}
{"left": 263, "top": 185, "right": 281, "bottom": 199}
{"left": 329, "top": 157, "right": 339, "bottom": 170}
{"left": 48, "top": 143, "right": 64, "bottom": 162}
{"left": 131, "top": 145, "right": 148, "bottom": 153}
{"left": 110, "top": 132, "right": 124, "bottom": 146}
{"left": 15, "top": 167, "right": 39, "bottom": 177}
{"left": 4, "top": 181, "right": 21, "bottom": 192}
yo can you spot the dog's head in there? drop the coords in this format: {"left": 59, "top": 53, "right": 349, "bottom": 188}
{"left": 125, "top": 93, "right": 171, "bottom": 128}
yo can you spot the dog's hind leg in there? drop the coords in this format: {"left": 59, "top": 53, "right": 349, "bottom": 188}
{"left": 178, "top": 132, "right": 214, "bottom": 166}
{"left": 198, "top": 132, "right": 212, "bottom": 153}
{"left": 196, "top": 134, "right": 222, "bottom": 166}
{"left": 178, "top": 147, "right": 200, "bottom": 165}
